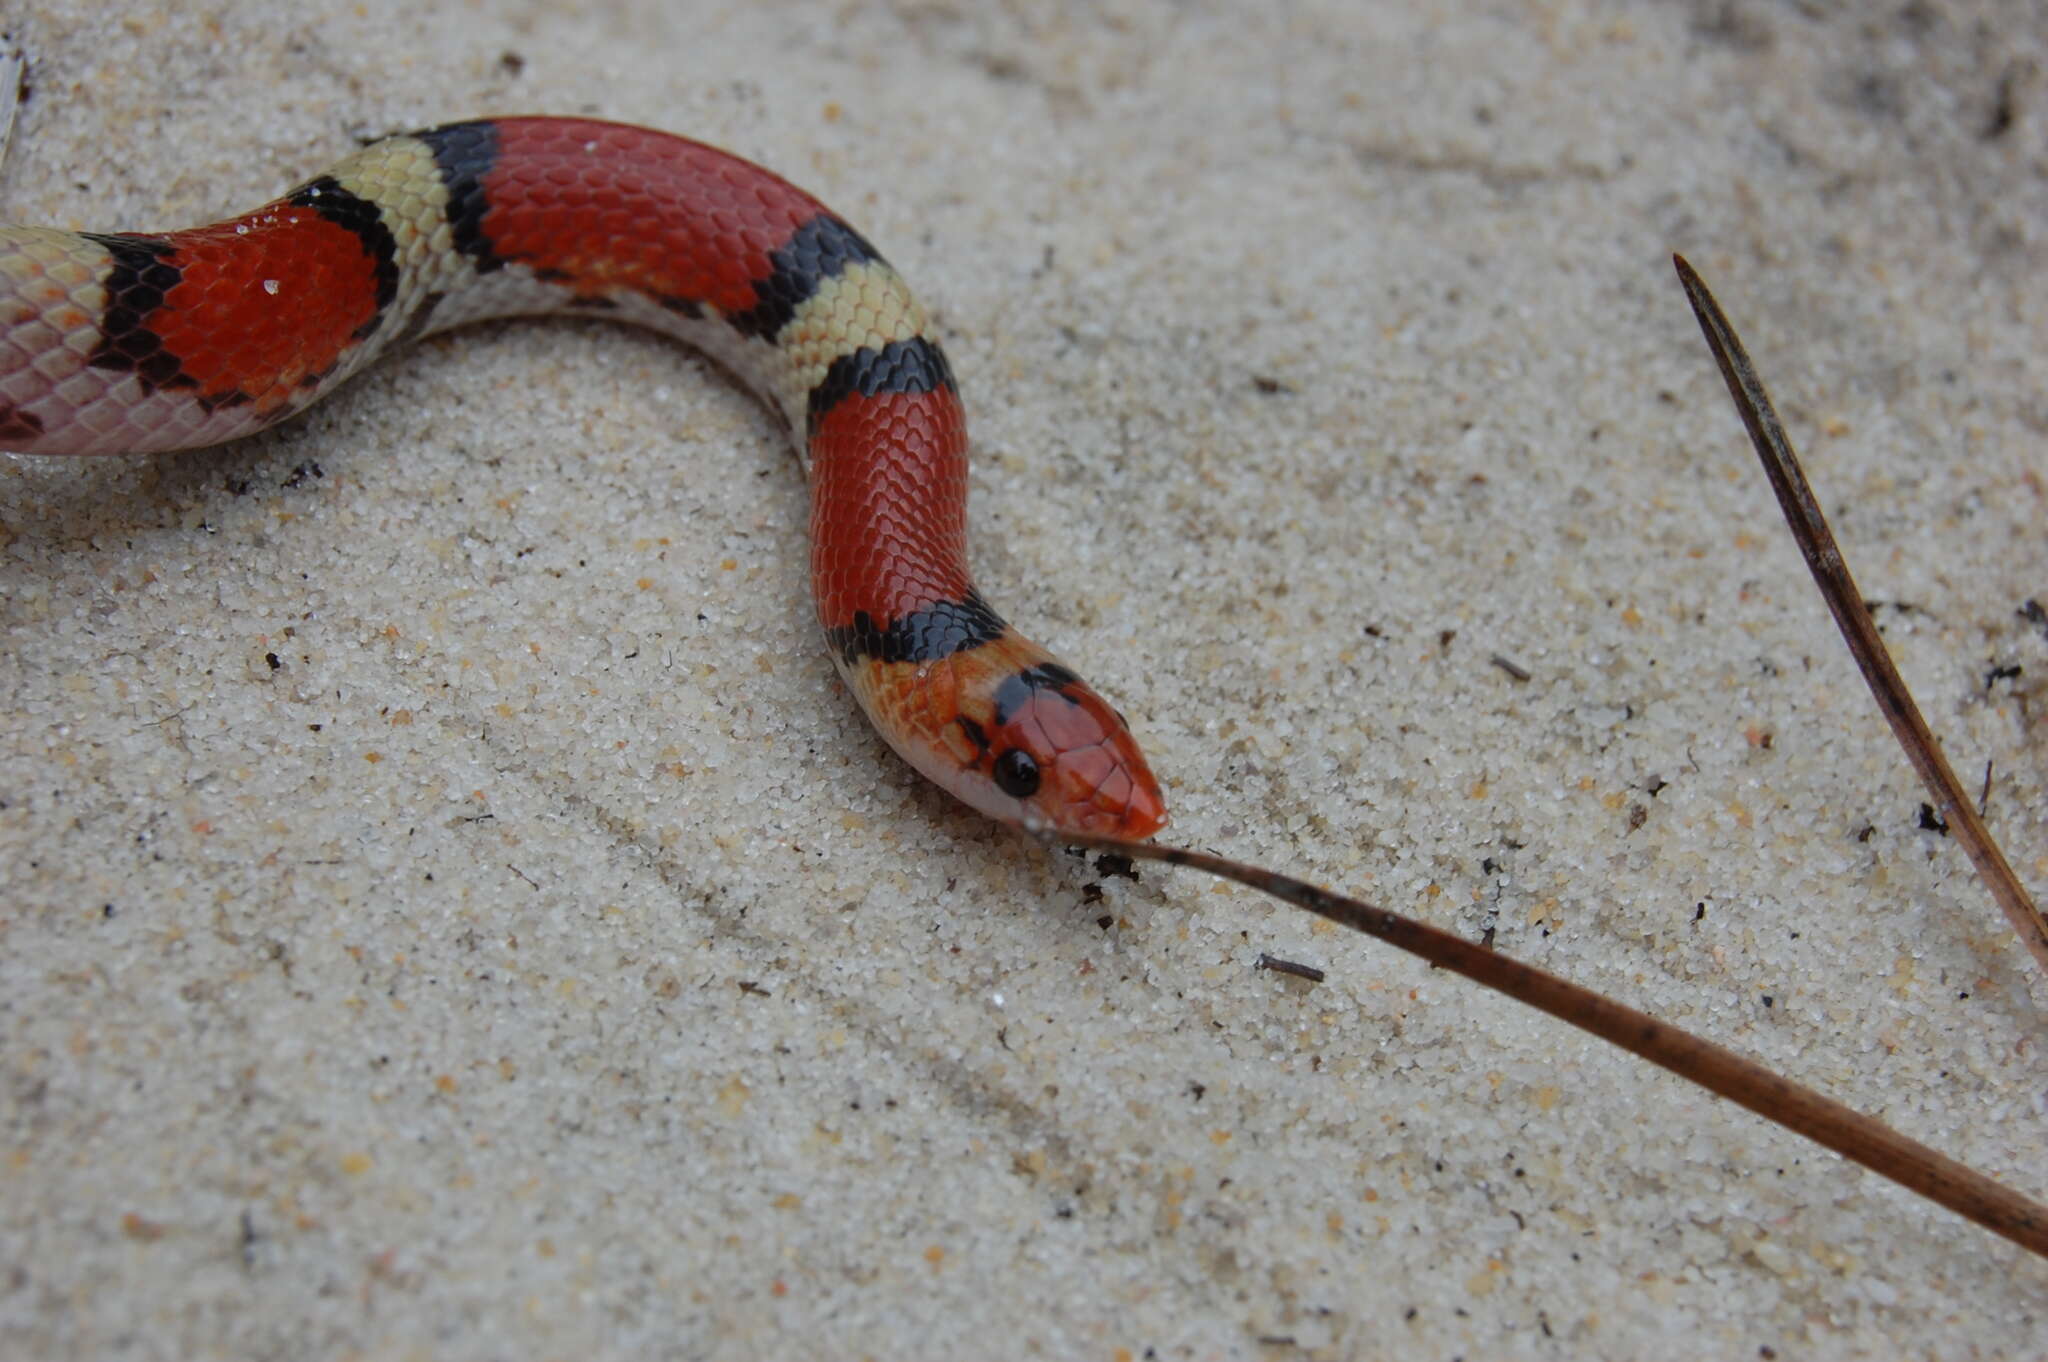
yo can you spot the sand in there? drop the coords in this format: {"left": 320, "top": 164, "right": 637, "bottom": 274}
{"left": 3, "top": 1, "right": 2046, "bottom": 1357}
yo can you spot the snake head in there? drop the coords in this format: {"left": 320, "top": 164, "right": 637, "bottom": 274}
{"left": 976, "top": 658, "right": 1167, "bottom": 839}
{"left": 878, "top": 643, "right": 1167, "bottom": 839}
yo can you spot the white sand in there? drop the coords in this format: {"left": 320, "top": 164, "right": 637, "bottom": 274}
{"left": 3, "top": 1, "right": 2045, "bottom": 1357}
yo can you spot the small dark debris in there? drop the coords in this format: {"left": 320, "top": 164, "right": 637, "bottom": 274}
{"left": 102, "top": 903, "right": 116, "bottom": 919}
{"left": 1439, "top": 628, "right": 1457, "bottom": 649}
{"left": 1256, "top": 1337, "right": 1297, "bottom": 1347}
{"left": 1693, "top": 903, "right": 1705, "bottom": 923}
{"left": 2020, "top": 598, "right": 2048, "bottom": 641}
{"left": 1646, "top": 775, "right": 1667, "bottom": 797}
{"left": 1760, "top": 995, "right": 1774, "bottom": 1008}
{"left": 1489, "top": 653, "right": 1531, "bottom": 682}
{"left": 1188, "top": 1081, "right": 1206, "bottom": 1102}
{"left": 1080, "top": 881, "right": 1104, "bottom": 905}
{"left": 1690, "top": 2, "right": 1775, "bottom": 50}
{"left": 1856, "top": 824, "right": 1875, "bottom": 842}
{"left": 1986, "top": 663, "right": 2022, "bottom": 687}
{"left": 265, "top": 653, "right": 282, "bottom": 671}
{"left": 1096, "top": 914, "right": 1115, "bottom": 931}
{"left": 1250, "top": 374, "right": 1297, "bottom": 395}
{"left": 1627, "top": 803, "right": 1647, "bottom": 832}
{"left": 736, "top": 980, "right": 770, "bottom": 997}
{"left": 499, "top": 50, "right": 526, "bottom": 75}
{"left": 1985, "top": 64, "right": 2020, "bottom": 139}
{"left": 1363, "top": 623, "right": 1383, "bottom": 638}
{"left": 1093, "top": 853, "right": 1139, "bottom": 881}
{"left": 280, "top": 460, "right": 323, "bottom": 489}
{"left": 1256, "top": 953, "right": 1326, "bottom": 983}
{"left": 1917, "top": 803, "right": 1949, "bottom": 835}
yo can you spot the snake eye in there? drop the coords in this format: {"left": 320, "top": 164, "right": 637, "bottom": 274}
{"left": 992, "top": 748, "right": 1041, "bottom": 798}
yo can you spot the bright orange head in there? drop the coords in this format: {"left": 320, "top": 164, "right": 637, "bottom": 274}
{"left": 976, "top": 660, "right": 1167, "bottom": 838}
{"left": 887, "top": 648, "right": 1167, "bottom": 839}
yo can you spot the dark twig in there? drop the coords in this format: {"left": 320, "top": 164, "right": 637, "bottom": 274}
{"left": 1672, "top": 254, "right": 2048, "bottom": 979}
{"left": 1256, "top": 952, "right": 1326, "bottom": 983}
{"left": 1061, "top": 833, "right": 2048, "bottom": 1257}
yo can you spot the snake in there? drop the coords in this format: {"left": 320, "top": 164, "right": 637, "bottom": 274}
{"left": 0, "top": 115, "right": 1166, "bottom": 838}
{"left": 13, "top": 114, "right": 2048, "bottom": 1265}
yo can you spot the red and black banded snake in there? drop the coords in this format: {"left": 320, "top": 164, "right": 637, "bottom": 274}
{"left": 7, "top": 113, "right": 2047, "bottom": 1255}
{"left": 0, "top": 115, "right": 1167, "bottom": 839}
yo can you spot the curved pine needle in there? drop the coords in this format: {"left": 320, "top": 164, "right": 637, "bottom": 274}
{"left": 1672, "top": 253, "right": 2048, "bottom": 978}
{"left": 1060, "top": 833, "right": 2048, "bottom": 1257}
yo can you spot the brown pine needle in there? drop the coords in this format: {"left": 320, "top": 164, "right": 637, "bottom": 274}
{"left": 1671, "top": 254, "right": 2048, "bottom": 978}
{"left": 1059, "top": 833, "right": 2048, "bottom": 1257}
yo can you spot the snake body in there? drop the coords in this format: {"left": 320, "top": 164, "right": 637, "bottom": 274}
{"left": 0, "top": 116, "right": 1165, "bottom": 837}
